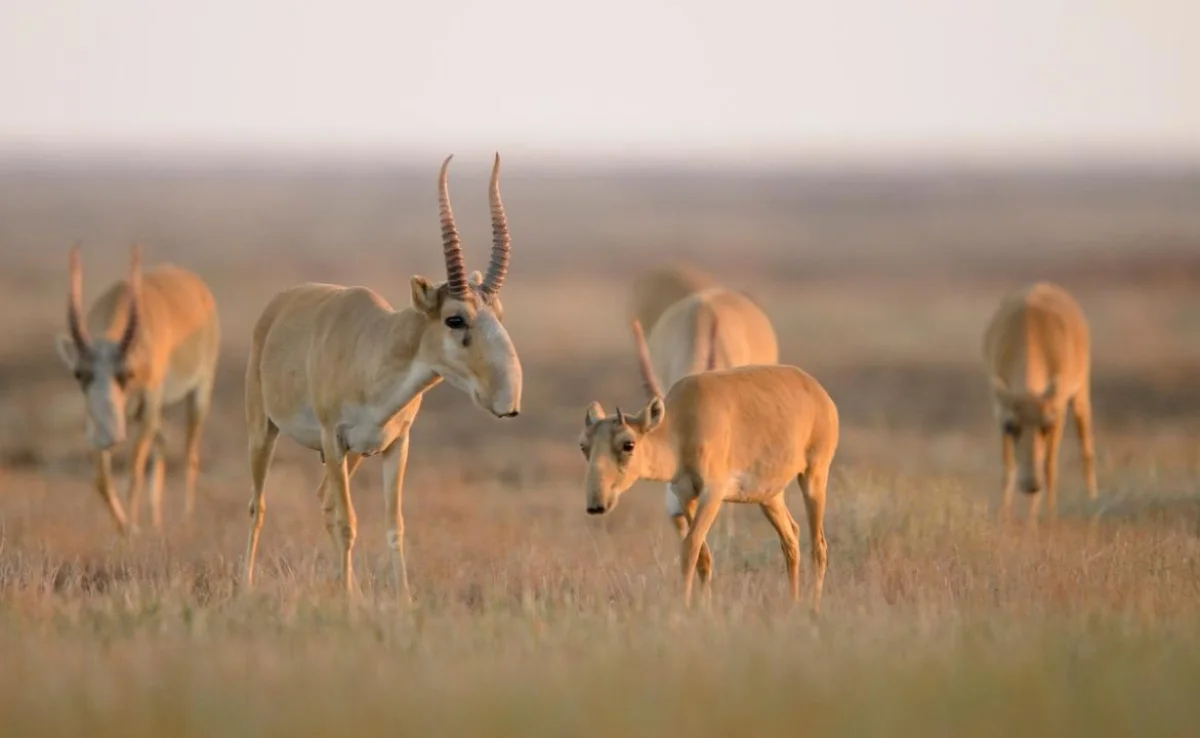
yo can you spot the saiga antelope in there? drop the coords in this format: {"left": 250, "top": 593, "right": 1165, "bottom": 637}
{"left": 631, "top": 265, "right": 780, "bottom": 549}
{"left": 54, "top": 245, "right": 220, "bottom": 534}
{"left": 983, "top": 282, "right": 1098, "bottom": 523}
{"left": 578, "top": 317, "right": 838, "bottom": 611}
{"left": 243, "top": 154, "right": 523, "bottom": 599}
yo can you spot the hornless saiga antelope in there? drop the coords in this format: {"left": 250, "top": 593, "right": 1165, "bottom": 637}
{"left": 55, "top": 245, "right": 221, "bottom": 535}
{"left": 243, "top": 154, "right": 523, "bottom": 599}
{"left": 983, "top": 281, "right": 1098, "bottom": 523}
{"left": 578, "top": 317, "right": 838, "bottom": 611}
{"left": 630, "top": 264, "right": 780, "bottom": 549}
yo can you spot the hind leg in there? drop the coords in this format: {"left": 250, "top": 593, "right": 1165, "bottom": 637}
{"left": 760, "top": 493, "right": 802, "bottom": 603}
{"left": 797, "top": 465, "right": 830, "bottom": 613}
{"left": 1071, "top": 385, "right": 1098, "bottom": 500}
{"left": 243, "top": 417, "right": 279, "bottom": 589}
{"left": 182, "top": 377, "right": 214, "bottom": 520}
{"left": 147, "top": 429, "right": 167, "bottom": 533}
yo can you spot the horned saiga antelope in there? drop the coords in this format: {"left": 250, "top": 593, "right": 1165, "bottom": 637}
{"left": 578, "top": 318, "right": 838, "bottom": 611}
{"left": 983, "top": 281, "right": 1098, "bottom": 523}
{"left": 55, "top": 245, "right": 220, "bottom": 535}
{"left": 243, "top": 154, "right": 523, "bottom": 599}
{"left": 631, "top": 264, "right": 780, "bottom": 547}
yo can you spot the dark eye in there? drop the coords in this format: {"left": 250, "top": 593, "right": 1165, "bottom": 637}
{"left": 621, "top": 440, "right": 635, "bottom": 453}
{"left": 73, "top": 368, "right": 93, "bottom": 386}
{"left": 1002, "top": 420, "right": 1020, "bottom": 437}
{"left": 444, "top": 315, "right": 467, "bottom": 330}
{"left": 114, "top": 369, "right": 132, "bottom": 387}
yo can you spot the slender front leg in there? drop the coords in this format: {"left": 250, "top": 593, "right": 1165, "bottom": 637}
{"left": 381, "top": 431, "right": 414, "bottom": 604}
{"left": 1043, "top": 419, "right": 1067, "bottom": 521}
{"left": 92, "top": 448, "right": 129, "bottom": 535}
{"left": 666, "top": 484, "right": 713, "bottom": 590}
{"left": 759, "top": 494, "right": 802, "bottom": 603}
{"left": 322, "top": 430, "right": 357, "bottom": 595}
{"left": 125, "top": 389, "right": 163, "bottom": 534}
{"left": 319, "top": 452, "right": 364, "bottom": 563}
{"left": 1072, "top": 388, "right": 1099, "bottom": 500}
{"left": 147, "top": 430, "right": 167, "bottom": 533}
{"left": 183, "top": 380, "right": 214, "bottom": 520}
{"left": 681, "top": 490, "right": 724, "bottom": 609}
{"left": 1000, "top": 432, "right": 1016, "bottom": 524}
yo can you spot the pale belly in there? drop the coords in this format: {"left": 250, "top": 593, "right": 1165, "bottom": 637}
{"left": 668, "top": 471, "right": 786, "bottom": 508}
{"left": 271, "top": 403, "right": 408, "bottom": 456}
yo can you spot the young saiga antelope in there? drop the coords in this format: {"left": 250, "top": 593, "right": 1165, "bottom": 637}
{"left": 631, "top": 265, "right": 779, "bottom": 545}
{"left": 54, "top": 245, "right": 220, "bottom": 535}
{"left": 578, "top": 318, "right": 838, "bottom": 611}
{"left": 983, "top": 281, "right": 1098, "bottom": 524}
{"left": 243, "top": 154, "right": 523, "bottom": 599}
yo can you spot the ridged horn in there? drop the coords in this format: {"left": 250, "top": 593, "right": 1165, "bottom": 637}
{"left": 438, "top": 155, "right": 469, "bottom": 298}
{"left": 117, "top": 244, "right": 142, "bottom": 356}
{"left": 67, "top": 243, "right": 91, "bottom": 354}
{"left": 481, "top": 152, "right": 511, "bottom": 297}
{"left": 615, "top": 406, "right": 626, "bottom": 426}
{"left": 630, "top": 318, "right": 664, "bottom": 399}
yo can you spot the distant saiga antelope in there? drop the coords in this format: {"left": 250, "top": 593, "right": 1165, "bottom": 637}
{"left": 983, "top": 282, "right": 1098, "bottom": 523}
{"left": 243, "top": 154, "right": 523, "bottom": 599}
{"left": 630, "top": 263, "right": 780, "bottom": 548}
{"left": 55, "top": 244, "right": 220, "bottom": 535}
{"left": 578, "top": 317, "right": 837, "bottom": 611}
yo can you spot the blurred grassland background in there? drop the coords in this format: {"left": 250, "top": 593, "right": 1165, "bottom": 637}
{"left": 0, "top": 157, "right": 1198, "bottom": 736}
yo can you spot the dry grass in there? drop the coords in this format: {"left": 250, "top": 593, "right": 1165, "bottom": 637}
{"left": 1, "top": 159, "right": 1199, "bottom": 736}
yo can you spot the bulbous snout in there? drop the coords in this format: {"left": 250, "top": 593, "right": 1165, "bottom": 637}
{"left": 86, "top": 415, "right": 125, "bottom": 450}
{"left": 472, "top": 322, "right": 523, "bottom": 419}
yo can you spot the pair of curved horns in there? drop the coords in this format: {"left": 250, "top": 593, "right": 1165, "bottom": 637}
{"left": 67, "top": 243, "right": 142, "bottom": 356}
{"left": 630, "top": 318, "right": 664, "bottom": 399}
{"left": 438, "top": 153, "right": 511, "bottom": 300}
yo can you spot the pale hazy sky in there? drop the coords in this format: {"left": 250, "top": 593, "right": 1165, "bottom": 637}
{"left": 1, "top": 0, "right": 1198, "bottom": 162}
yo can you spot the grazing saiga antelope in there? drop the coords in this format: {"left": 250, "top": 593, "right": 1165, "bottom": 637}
{"left": 630, "top": 262, "right": 719, "bottom": 337}
{"left": 243, "top": 154, "right": 523, "bottom": 598}
{"left": 578, "top": 317, "right": 838, "bottom": 610}
{"left": 633, "top": 274, "right": 780, "bottom": 557}
{"left": 54, "top": 245, "right": 220, "bottom": 535}
{"left": 983, "top": 282, "right": 1098, "bottom": 523}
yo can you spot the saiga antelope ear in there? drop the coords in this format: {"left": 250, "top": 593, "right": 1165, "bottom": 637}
{"left": 585, "top": 401, "right": 605, "bottom": 428}
{"left": 639, "top": 396, "right": 665, "bottom": 433}
{"left": 410, "top": 276, "right": 439, "bottom": 315}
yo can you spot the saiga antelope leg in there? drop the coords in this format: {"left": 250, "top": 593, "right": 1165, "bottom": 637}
{"left": 680, "top": 490, "right": 724, "bottom": 609}
{"left": 798, "top": 464, "right": 830, "bottom": 613}
{"left": 124, "top": 389, "right": 164, "bottom": 534}
{"left": 182, "top": 378, "right": 214, "bottom": 520}
{"left": 92, "top": 448, "right": 129, "bottom": 535}
{"left": 667, "top": 486, "right": 713, "bottom": 590}
{"left": 242, "top": 420, "right": 279, "bottom": 589}
{"left": 1071, "top": 387, "right": 1099, "bottom": 500}
{"left": 1000, "top": 432, "right": 1017, "bottom": 524}
{"left": 146, "top": 429, "right": 167, "bottom": 533}
{"left": 1042, "top": 418, "right": 1068, "bottom": 522}
{"left": 321, "top": 432, "right": 358, "bottom": 595}
{"left": 381, "top": 431, "right": 414, "bottom": 604}
{"left": 319, "top": 452, "right": 363, "bottom": 563}
{"left": 759, "top": 494, "right": 802, "bottom": 603}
